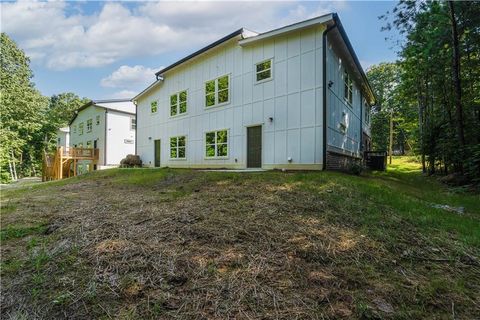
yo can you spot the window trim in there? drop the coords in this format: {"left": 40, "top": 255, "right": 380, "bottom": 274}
{"left": 204, "top": 129, "right": 229, "bottom": 159}
{"left": 204, "top": 74, "right": 231, "bottom": 109}
{"left": 86, "top": 119, "right": 93, "bottom": 133}
{"left": 150, "top": 100, "right": 158, "bottom": 114}
{"left": 78, "top": 123, "right": 84, "bottom": 135}
{"left": 169, "top": 135, "right": 187, "bottom": 160}
{"left": 169, "top": 90, "right": 188, "bottom": 118}
{"left": 254, "top": 58, "right": 273, "bottom": 84}
{"left": 130, "top": 118, "right": 136, "bottom": 130}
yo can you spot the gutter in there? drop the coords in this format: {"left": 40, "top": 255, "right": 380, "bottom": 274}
{"left": 322, "top": 21, "right": 338, "bottom": 170}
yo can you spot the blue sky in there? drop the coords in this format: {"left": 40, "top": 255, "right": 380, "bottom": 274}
{"left": 2, "top": 1, "right": 400, "bottom": 100}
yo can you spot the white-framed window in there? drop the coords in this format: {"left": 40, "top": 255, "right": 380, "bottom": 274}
{"left": 86, "top": 140, "right": 92, "bottom": 149}
{"left": 344, "top": 70, "right": 353, "bottom": 106}
{"left": 170, "top": 136, "right": 186, "bottom": 159}
{"left": 78, "top": 123, "right": 84, "bottom": 135}
{"left": 96, "top": 115, "right": 100, "bottom": 125}
{"left": 170, "top": 90, "right": 187, "bottom": 116}
{"left": 255, "top": 59, "right": 273, "bottom": 83}
{"left": 364, "top": 100, "right": 370, "bottom": 124}
{"left": 151, "top": 101, "right": 158, "bottom": 113}
{"left": 86, "top": 119, "right": 93, "bottom": 132}
{"left": 131, "top": 118, "right": 136, "bottom": 130}
{"left": 205, "top": 129, "right": 228, "bottom": 158}
{"left": 205, "top": 75, "right": 229, "bottom": 108}
{"left": 73, "top": 125, "right": 77, "bottom": 133}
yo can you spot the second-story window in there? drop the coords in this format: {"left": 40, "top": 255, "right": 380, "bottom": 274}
{"left": 131, "top": 118, "right": 136, "bottom": 130}
{"left": 151, "top": 101, "right": 158, "bottom": 114}
{"left": 205, "top": 75, "right": 229, "bottom": 108}
{"left": 96, "top": 115, "right": 100, "bottom": 125}
{"left": 79, "top": 123, "right": 84, "bottom": 135}
{"left": 255, "top": 59, "right": 272, "bottom": 82}
{"left": 73, "top": 125, "right": 77, "bottom": 133}
{"left": 170, "top": 91, "right": 187, "bottom": 116}
{"left": 364, "top": 100, "right": 370, "bottom": 124}
{"left": 87, "top": 119, "right": 92, "bottom": 132}
{"left": 344, "top": 70, "right": 353, "bottom": 106}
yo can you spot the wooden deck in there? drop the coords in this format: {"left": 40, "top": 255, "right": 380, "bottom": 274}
{"left": 42, "top": 147, "right": 99, "bottom": 181}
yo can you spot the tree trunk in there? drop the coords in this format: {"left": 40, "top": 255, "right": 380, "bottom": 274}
{"left": 448, "top": 1, "right": 465, "bottom": 172}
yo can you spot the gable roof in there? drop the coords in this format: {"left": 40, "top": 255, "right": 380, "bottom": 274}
{"left": 68, "top": 99, "right": 135, "bottom": 125}
{"left": 134, "top": 13, "right": 376, "bottom": 105}
{"left": 155, "top": 28, "right": 258, "bottom": 77}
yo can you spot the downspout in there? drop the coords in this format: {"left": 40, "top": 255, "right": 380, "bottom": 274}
{"left": 322, "top": 19, "right": 338, "bottom": 170}
{"left": 133, "top": 100, "right": 138, "bottom": 155}
{"left": 360, "top": 91, "right": 363, "bottom": 156}
{"left": 104, "top": 109, "right": 108, "bottom": 166}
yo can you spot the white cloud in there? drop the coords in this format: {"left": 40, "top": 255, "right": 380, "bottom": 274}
{"left": 1, "top": 1, "right": 347, "bottom": 70}
{"left": 100, "top": 65, "right": 159, "bottom": 89}
{"left": 109, "top": 90, "right": 138, "bottom": 99}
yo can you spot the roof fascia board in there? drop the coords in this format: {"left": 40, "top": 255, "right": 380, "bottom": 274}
{"left": 155, "top": 28, "right": 245, "bottom": 77}
{"left": 238, "top": 14, "right": 333, "bottom": 46}
{"left": 332, "top": 14, "right": 376, "bottom": 105}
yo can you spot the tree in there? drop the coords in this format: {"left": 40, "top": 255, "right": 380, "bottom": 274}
{"left": 380, "top": 0, "right": 480, "bottom": 182}
{"left": 0, "top": 33, "right": 48, "bottom": 181}
{"left": 41, "top": 93, "right": 89, "bottom": 150}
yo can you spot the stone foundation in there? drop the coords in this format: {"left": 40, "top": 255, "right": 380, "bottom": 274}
{"left": 326, "top": 151, "right": 361, "bottom": 171}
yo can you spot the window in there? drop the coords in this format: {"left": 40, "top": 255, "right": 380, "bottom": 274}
{"left": 96, "top": 115, "right": 100, "bottom": 125}
{"left": 87, "top": 119, "right": 92, "bottom": 132}
{"left": 205, "top": 130, "right": 228, "bottom": 158}
{"left": 344, "top": 70, "right": 353, "bottom": 105}
{"left": 170, "top": 91, "right": 187, "bottom": 116}
{"left": 86, "top": 140, "right": 92, "bottom": 149}
{"left": 131, "top": 118, "right": 136, "bottom": 130}
{"left": 205, "top": 75, "right": 229, "bottom": 108}
{"left": 364, "top": 101, "right": 370, "bottom": 124}
{"left": 255, "top": 59, "right": 272, "bottom": 82}
{"left": 73, "top": 125, "right": 77, "bottom": 133}
{"left": 170, "top": 136, "right": 186, "bottom": 159}
{"left": 57, "top": 137, "right": 61, "bottom": 144}
{"left": 78, "top": 142, "right": 83, "bottom": 148}
{"left": 79, "top": 123, "right": 84, "bottom": 135}
{"left": 151, "top": 101, "right": 158, "bottom": 113}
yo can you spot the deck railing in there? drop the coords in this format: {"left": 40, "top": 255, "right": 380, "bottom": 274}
{"left": 61, "top": 147, "right": 99, "bottom": 160}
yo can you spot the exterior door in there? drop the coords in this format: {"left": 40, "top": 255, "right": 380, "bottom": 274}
{"left": 154, "top": 139, "right": 161, "bottom": 167}
{"left": 247, "top": 126, "right": 262, "bottom": 168}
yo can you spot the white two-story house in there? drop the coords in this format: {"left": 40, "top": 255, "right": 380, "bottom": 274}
{"left": 133, "top": 13, "right": 375, "bottom": 170}
{"left": 68, "top": 99, "right": 136, "bottom": 170}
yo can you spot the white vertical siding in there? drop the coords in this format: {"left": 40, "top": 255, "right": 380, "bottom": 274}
{"left": 325, "top": 37, "right": 362, "bottom": 156}
{"left": 137, "top": 26, "right": 326, "bottom": 169}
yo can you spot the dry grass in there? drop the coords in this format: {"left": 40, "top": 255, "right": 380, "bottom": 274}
{"left": 1, "top": 165, "right": 479, "bottom": 319}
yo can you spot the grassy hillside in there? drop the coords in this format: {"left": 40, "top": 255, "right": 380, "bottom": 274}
{"left": 1, "top": 157, "right": 479, "bottom": 319}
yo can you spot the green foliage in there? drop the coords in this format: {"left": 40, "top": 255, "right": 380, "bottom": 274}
{"left": 0, "top": 33, "right": 88, "bottom": 183}
{"left": 377, "top": 1, "right": 480, "bottom": 182}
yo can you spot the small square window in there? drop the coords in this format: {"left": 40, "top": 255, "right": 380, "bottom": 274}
{"left": 255, "top": 59, "right": 272, "bottom": 82}
{"left": 151, "top": 101, "right": 158, "bottom": 113}
{"left": 131, "top": 118, "right": 136, "bottom": 130}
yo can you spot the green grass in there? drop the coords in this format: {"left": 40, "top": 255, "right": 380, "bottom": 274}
{"left": 1, "top": 156, "right": 479, "bottom": 319}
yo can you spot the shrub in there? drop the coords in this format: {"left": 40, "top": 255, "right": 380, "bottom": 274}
{"left": 120, "top": 155, "right": 142, "bottom": 168}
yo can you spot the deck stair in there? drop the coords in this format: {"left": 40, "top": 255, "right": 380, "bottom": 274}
{"left": 42, "top": 147, "right": 99, "bottom": 181}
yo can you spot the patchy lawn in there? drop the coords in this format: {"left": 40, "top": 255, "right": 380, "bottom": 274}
{"left": 1, "top": 157, "right": 479, "bottom": 319}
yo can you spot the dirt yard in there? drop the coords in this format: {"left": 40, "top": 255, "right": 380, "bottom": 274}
{"left": 1, "top": 161, "right": 479, "bottom": 319}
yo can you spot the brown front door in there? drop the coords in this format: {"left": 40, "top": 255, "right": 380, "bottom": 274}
{"left": 154, "top": 139, "right": 161, "bottom": 167}
{"left": 247, "top": 126, "right": 262, "bottom": 168}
